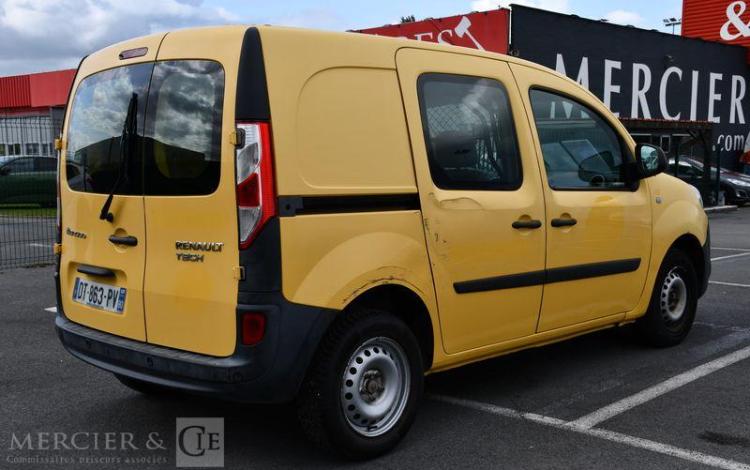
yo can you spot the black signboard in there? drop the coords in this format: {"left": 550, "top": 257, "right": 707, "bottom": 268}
{"left": 511, "top": 5, "right": 750, "bottom": 168}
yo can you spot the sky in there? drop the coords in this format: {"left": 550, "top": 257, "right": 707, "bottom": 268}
{"left": 0, "top": 0, "right": 683, "bottom": 76}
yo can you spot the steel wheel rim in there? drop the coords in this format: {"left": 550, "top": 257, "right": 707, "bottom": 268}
{"left": 660, "top": 268, "right": 688, "bottom": 322}
{"left": 340, "top": 336, "right": 410, "bottom": 437}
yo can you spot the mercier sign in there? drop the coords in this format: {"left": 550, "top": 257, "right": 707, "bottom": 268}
{"left": 511, "top": 4, "right": 750, "bottom": 169}
{"left": 176, "top": 418, "right": 224, "bottom": 468}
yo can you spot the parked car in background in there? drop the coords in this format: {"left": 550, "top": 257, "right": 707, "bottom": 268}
{"left": 669, "top": 157, "right": 750, "bottom": 206}
{"left": 0, "top": 156, "right": 57, "bottom": 207}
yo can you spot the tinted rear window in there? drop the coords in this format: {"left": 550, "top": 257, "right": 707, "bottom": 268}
{"left": 66, "top": 60, "right": 225, "bottom": 196}
{"left": 66, "top": 63, "right": 151, "bottom": 194}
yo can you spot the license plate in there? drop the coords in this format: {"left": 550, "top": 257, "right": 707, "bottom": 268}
{"left": 72, "top": 277, "right": 126, "bottom": 314}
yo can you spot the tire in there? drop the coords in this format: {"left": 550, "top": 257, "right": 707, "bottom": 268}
{"left": 115, "top": 374, "right": 179, "bottom": 396}
{"left": 296, "top": 307, "right": 424, "bottom": 460}
{"left": 635, "top": 248, "right": 698, "bottom": 347}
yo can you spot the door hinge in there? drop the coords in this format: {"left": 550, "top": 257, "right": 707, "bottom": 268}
{"left": 53, "top": 243, "right": 63, "bottom": 255}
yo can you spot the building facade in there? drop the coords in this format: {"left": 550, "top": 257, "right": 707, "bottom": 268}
{"left": 0, "top": 69, "right": 75, "bottom": 158}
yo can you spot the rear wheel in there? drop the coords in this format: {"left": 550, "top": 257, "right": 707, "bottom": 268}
{"left": 635, "top": 249, "right": 698, "bottom": 347}
{"left": 296, "top": 308, "right": 423, "bottom": 459}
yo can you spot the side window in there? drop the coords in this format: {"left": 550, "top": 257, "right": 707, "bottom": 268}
{"left": 417, "top": 74, "right": 522, "bottom": 190}
{"left": 8, "top": 158, "right": 34, "bottom": 172}
{"left": 36, "top": 158, "right": 57, "bottom": 171}
{"left": 530, "top": 89, "right": 629, "bottom": 190}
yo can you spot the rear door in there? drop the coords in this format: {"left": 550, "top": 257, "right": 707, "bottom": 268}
{"left": 396, "top": 49, "right": 547, "bottom": 354}
{"left": 60, "top": 39, "right": 163, "bottom": 341}
{"left": 142, "top": 29, "right": 243, "bottom": 357}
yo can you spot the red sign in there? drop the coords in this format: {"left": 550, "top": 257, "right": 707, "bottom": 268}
{"left": 356, "top": 9, "right": 510, "bottom": 55}
{"left": 0, "top": 69, "right": 75, "bottom": 111}
{"left": 683, "top": 0, "right": 750, "bottom": 48}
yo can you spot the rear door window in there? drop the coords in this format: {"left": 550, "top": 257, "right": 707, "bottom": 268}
{"left": 143, "top": 60, "right": 225, "bottom": 196}
{"left": 65, "top": 60, "right": 224, "bottom": 196}
{"left": 66, "top": 63, "right": 152, "bottom": 194}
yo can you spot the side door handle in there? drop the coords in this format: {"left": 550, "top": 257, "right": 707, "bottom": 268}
{"left": 512, "top": 219, "right": 543, "bottom": 230}
{"left": 551, "top": 218, "right": 578, "bottom": 228}
{"left": 108, "top": 235, "right": 138, "bottom": 246}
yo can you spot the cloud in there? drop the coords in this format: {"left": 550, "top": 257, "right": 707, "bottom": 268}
{"left": 267, "top": 9, "right": 343, "bottom": 30}
{"left": 0, "top": 0, "right": 239, "bottom": 76}
{"left": 471, "top": 0, "right": 571, "bottom": 14}
{"left": 603, "top": 9, "right": 644, "bottom": 26}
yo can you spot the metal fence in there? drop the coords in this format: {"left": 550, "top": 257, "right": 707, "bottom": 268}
{"left": 0, "top": 114, "right": 60, "bottom": 270}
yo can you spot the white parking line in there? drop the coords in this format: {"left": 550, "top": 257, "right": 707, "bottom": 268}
{"left": 711, "top": 252, "right": 750, "bottom": 262}
{"left": 434, "top": 395, "right": 750, "bottom": 470}
{"left": 44, "top": 306, "right": 56, "bottom": 313}
{"left": 710, "top": 280, "right": 750, "bottom": 288}
{"left": 713, "top": 247, "right": 750, "bottom": 252}
{"left": 571, "top": 344, "right": 750, "bottom": 429}
{"left": 28, "top": 243, "right": 51, "bottom": 248}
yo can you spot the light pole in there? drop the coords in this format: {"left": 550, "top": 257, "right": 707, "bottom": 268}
{"left": 663, "top": 17, "right": 682, "bottom": 35}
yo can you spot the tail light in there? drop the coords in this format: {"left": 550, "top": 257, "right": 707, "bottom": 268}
{"left": 241, "top": 312, "right": 266, "bottom": 346}
{"left": 235, "top": 122, "right": 276, "bottom": 249}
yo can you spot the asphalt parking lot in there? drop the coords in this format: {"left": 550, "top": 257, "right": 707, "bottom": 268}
{"left": 1, "top": 210, "right": 749, "bottom": 469}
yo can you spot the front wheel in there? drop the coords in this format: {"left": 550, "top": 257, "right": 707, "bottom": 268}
{"left": 635, "top": 248, "right": 698, "bottom": 347}
{"left": 296, "top": 308, "right": 423, "bottom": 459}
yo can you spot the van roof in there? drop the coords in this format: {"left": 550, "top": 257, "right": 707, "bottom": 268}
{"left": 79, "top": 24, "right": 597, "bottom": 109}
{"left": 95, "top": 24, "right": 573, "bottom": 86}
{"left": 252, "top": 24, "right": 563, "bottom": 76}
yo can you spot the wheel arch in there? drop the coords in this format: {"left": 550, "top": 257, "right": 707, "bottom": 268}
{"left": 342, "top": 283, "right": 435, "bottom": 370}
{"left": 669, "top": 233, "right": 706, "bottom": 290}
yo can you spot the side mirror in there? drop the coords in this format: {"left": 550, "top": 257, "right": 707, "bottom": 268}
{"left": 0, "top": 167, "right": 9, "bottom": 176}
{"left": 635, "top": 143, "right": 667, "bottom": 179}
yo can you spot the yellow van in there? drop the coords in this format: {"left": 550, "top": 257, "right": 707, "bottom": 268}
{"left": 54, "top": 26, "right": 710, "bottom": 458}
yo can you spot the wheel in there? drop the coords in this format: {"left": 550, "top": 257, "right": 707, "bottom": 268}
{"left": 635, "top": 249, "right": 698, "bottom": 347}
{"left": 115, "top": 374, "right": 179, "bottom": 396}
{"left": 720, "top": 189, "right": 728, "bottom": 206}
{"left": 296, "top": 307, "right": 423, "bottom": 460}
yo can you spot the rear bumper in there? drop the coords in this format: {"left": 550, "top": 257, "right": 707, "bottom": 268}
{"left": 55, "top": 293, "right": 337, "bottom": 403}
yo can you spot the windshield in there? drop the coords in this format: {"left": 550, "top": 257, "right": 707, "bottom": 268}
{"left": 66, "top": 60, "right": 225, "bottom": 196}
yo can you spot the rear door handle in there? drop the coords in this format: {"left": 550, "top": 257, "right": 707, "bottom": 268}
{"left": 551, "top": 218, "right": 578, "bottom": 228}
{"left": 108, "top": 235, "right": 138, "bottom": 246}
{"left": 77, "top": 264, "right": 115, "bottom": 278}
{"left": 512, "top": 219, "right": 543, "bottom": 230}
